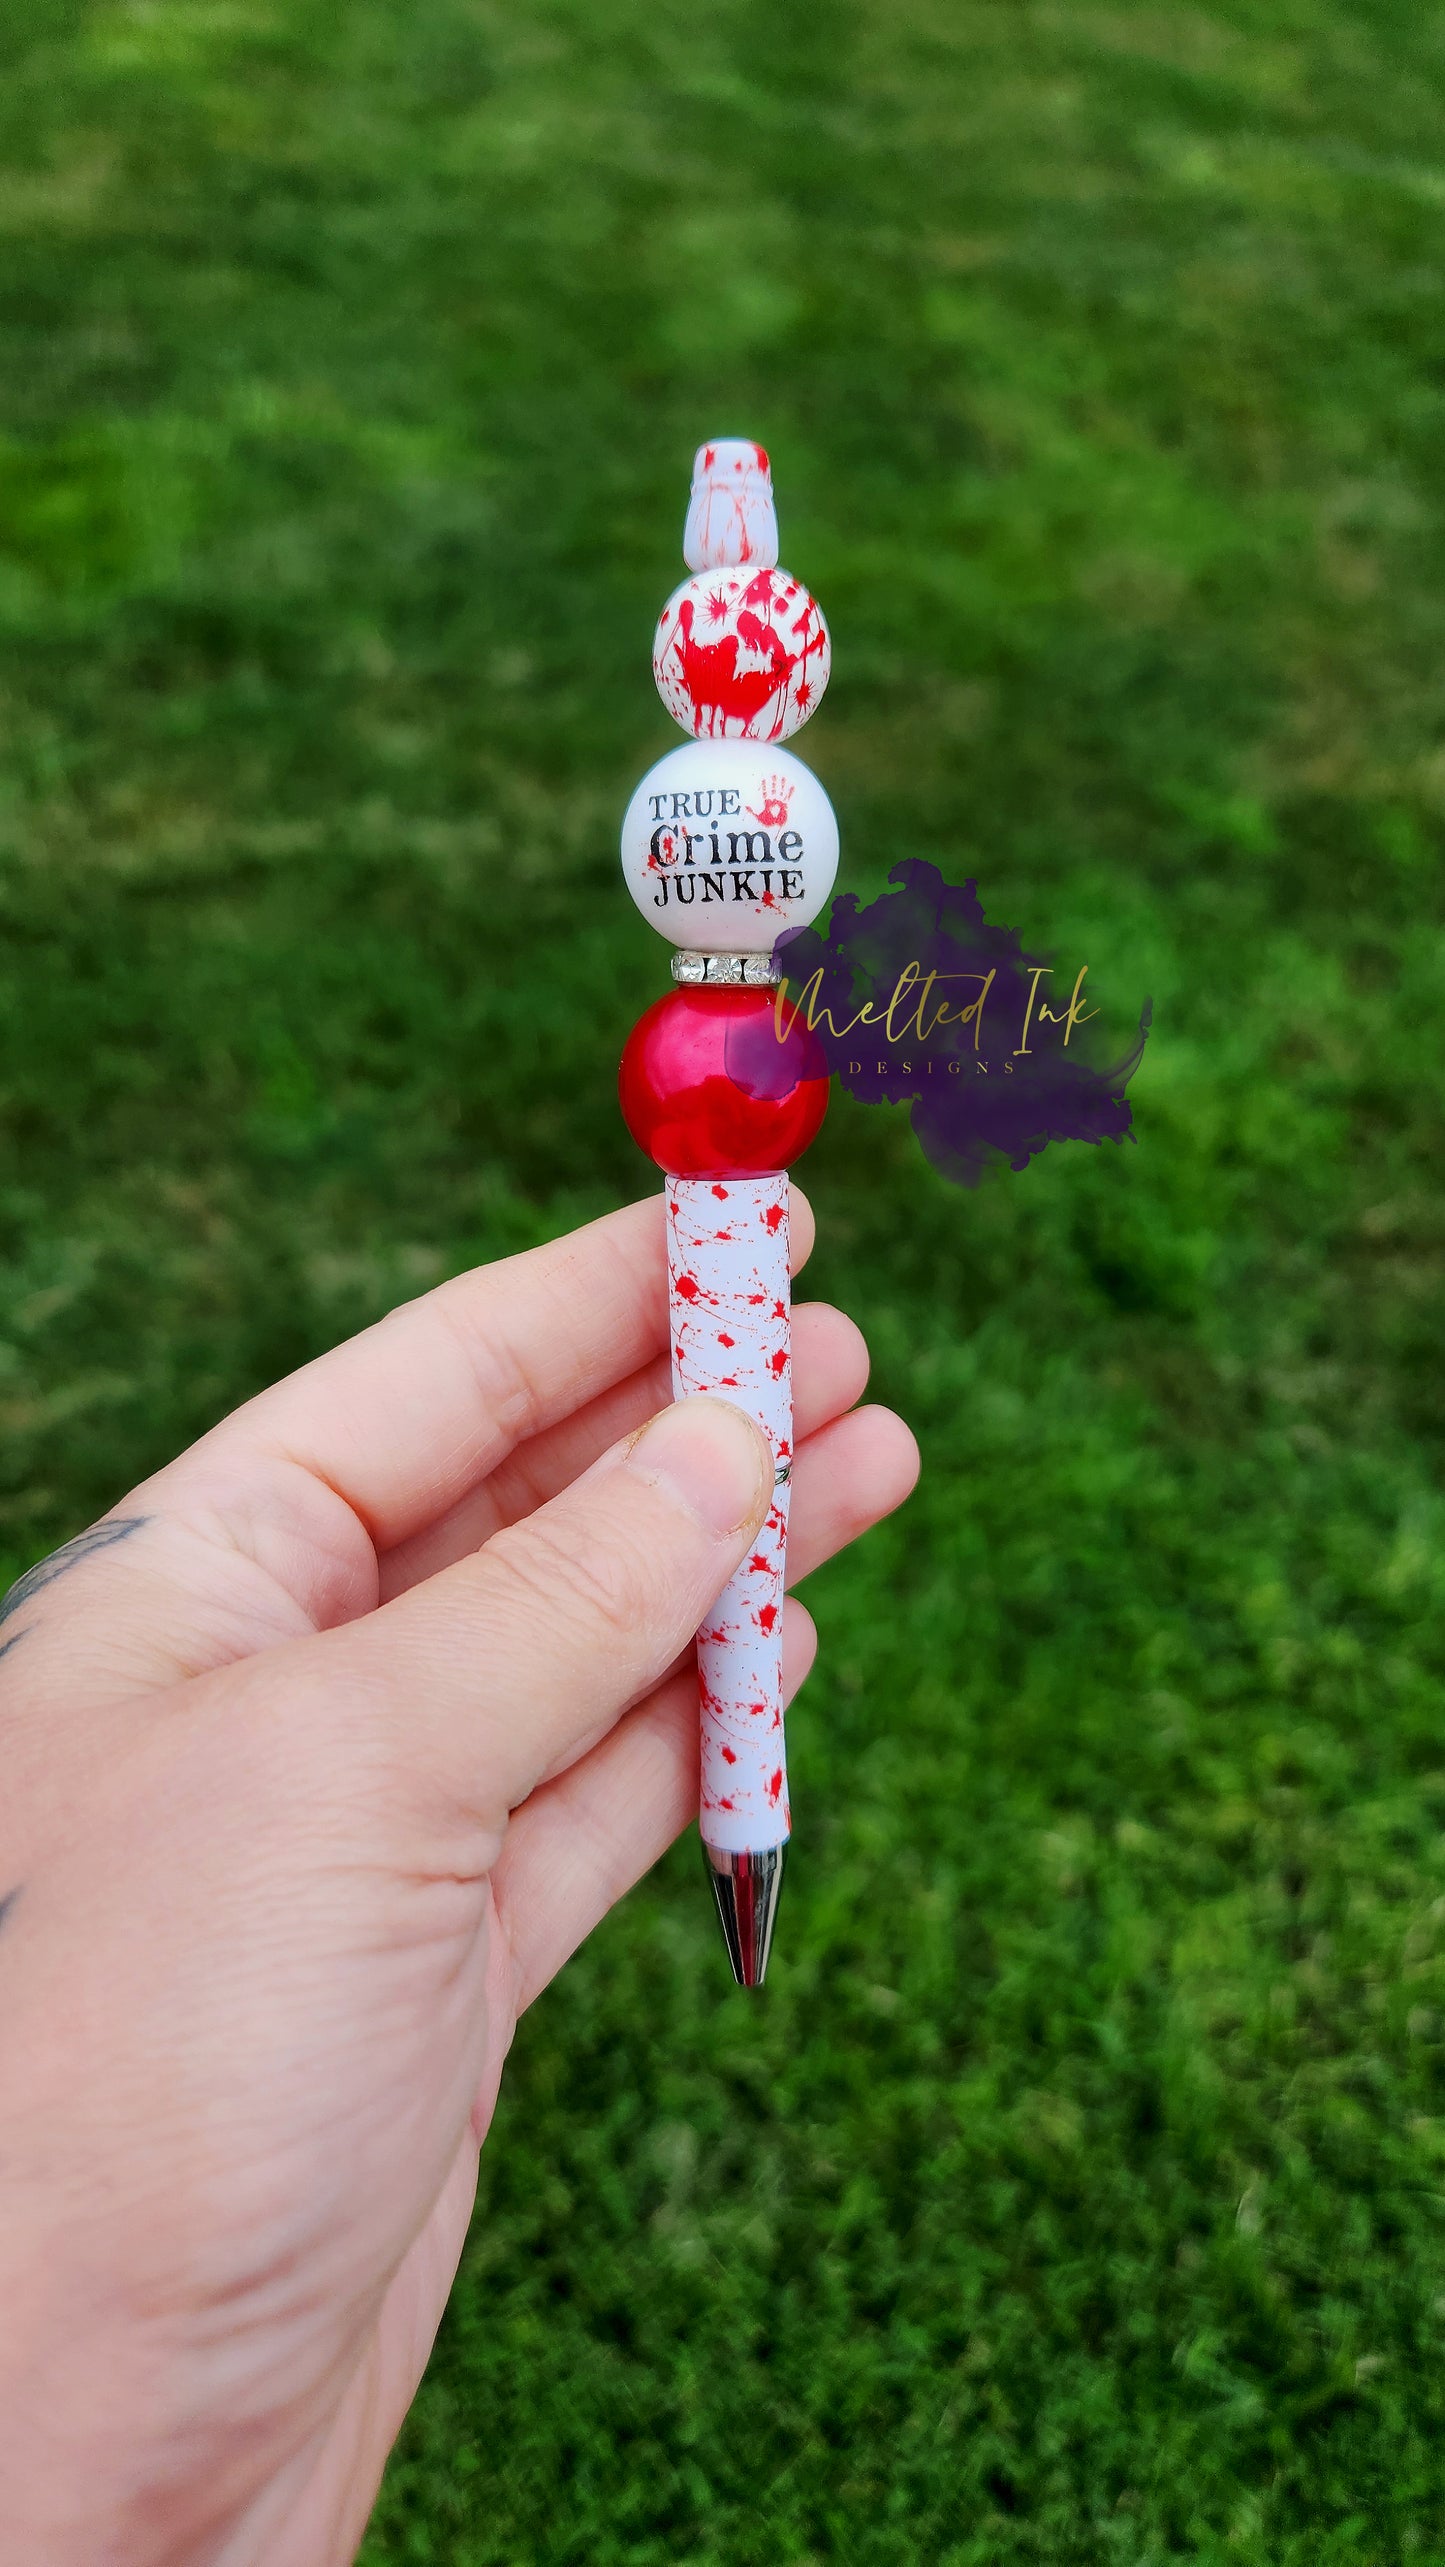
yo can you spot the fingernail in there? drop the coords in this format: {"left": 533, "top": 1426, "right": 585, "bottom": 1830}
{"left": 626, "top": 1397, "right": 772, "bottom": 1540}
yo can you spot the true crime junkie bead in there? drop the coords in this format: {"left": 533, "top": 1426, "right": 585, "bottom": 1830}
{"left": 620, "top": 738, "right": 838, "bottom": 953}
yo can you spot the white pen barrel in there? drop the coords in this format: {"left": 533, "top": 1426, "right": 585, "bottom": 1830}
{"left": 666, "top": 1174, "right": 792, "bottom": 1856}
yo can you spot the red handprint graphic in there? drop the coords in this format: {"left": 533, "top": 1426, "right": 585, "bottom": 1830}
{"left": 747, "top": 775, "right": 795, "bottom": 829}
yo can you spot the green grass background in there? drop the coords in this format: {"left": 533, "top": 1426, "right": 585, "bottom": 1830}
{"left": 3, "top": 0, "right": 1445, "bottom": 2556}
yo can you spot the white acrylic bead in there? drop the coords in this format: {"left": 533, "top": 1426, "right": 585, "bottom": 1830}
{"left": 683, "top": 439, "right": 779, "bottom": 572}
{"left": 620, "top": 740, "right": 838, "bottom": 953}
{"left": 653, "top": 566, "right": 830, "bottom": 744}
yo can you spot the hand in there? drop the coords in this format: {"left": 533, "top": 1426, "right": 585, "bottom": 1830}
{"left": 0, "top": 1192, "right": 917, "bottom": 2567}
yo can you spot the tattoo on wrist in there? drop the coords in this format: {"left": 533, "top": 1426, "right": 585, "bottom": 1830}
{"left": 0, "top": 1889, "right": 19, "bottom": 1936}
{"left": 0, "top": 1517, "right": 150, "bottom": 1659}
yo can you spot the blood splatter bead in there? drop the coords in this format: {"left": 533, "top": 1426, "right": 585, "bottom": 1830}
{"left": 653, "top": 565, "right": 830, "bottom": 742}
{"left": 619, "top": 985, "right": 829, "bottom": 1180}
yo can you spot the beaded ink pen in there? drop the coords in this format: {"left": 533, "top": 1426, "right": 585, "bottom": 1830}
{"left": 617, "top": 442, "right": 838, "bottom": 1986}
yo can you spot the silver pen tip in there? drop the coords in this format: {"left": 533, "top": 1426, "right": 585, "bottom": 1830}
{"left": 703, "top": 1842, "right": 788, "bottom": 1988}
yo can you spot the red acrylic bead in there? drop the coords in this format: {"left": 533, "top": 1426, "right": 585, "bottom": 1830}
{"left": 619, "top": 985, "right": 829, "bottom": 1179}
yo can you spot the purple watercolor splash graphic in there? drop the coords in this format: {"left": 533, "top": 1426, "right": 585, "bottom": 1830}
{"left": 755, "top": 858, "right": 1151, "bottom": 1188}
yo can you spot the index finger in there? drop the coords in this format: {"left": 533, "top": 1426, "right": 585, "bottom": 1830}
{"left": 150, "top": 1186, "right": 816, "bottom": 1553}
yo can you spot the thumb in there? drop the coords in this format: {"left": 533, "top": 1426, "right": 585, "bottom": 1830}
{"left": 298, "top": 1394, "right": 775, "bottom": 1839}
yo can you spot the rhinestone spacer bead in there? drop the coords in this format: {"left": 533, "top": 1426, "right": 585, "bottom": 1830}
{"left": 671, "top": 951, "right": 782, "bottom": 987}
